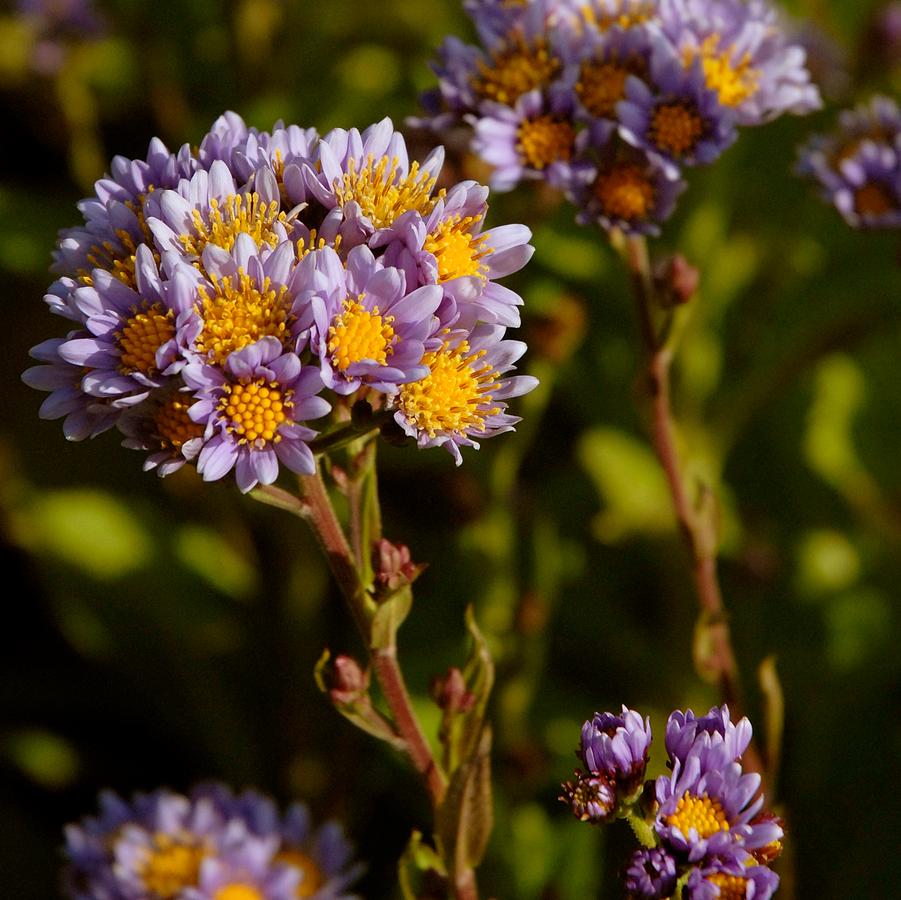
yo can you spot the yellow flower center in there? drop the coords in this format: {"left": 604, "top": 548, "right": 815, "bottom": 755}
{"left": 516, "top": 116, "right": 576, "bottom": 169}
{"left": 398, "top": 339, "right": 501, "bottom": 438}
{"left": 276, "top": 849, "right": 325, "bottom": 898}
{"left": 79, "top": 190, "right": 156, "bottom": 289}
{"left": 705, "top": 872, "right": 748, "bottom": 900}
{"left": 423, "top": 215, "right": 489, "bottom": 283}
{"left": 580, "top": 0, "right": 654, "bottom": 31}
{"left": 180, "top": 193, "right": 288, "bottom": 257}
{"left": 154, "top": 395, "right": 204, "bottom": 449}
{"left": 594, "top": 164, "right": 655, "bottom": 220}
{"left": 297, "top": 228, "right": 340, "bottom": 259}
{"left": 117, "top": 303, "right": 175, "bottom": 375}
{"left": 690, "top": 35, "right": 759, "bottom": 107}
{"left": 335, "top": 155, "right": 443, "bottom": 231}
{"left": 855, "top": 182, "right": 894, "bottom": 217}
{"left": 213, "top": 886, "right": 264, "bottom": 900}
{"left": 139, "top": 834, "right": 206, "bottom": 898}
{"left": 194, "top": 271, "right": 293, "bottom": 365}
{"left": 472, "top": 37, "right": 561, "bottom": 105}
{"left": 577, "top": 59, "right": 638, "bottom": 118}
{"left": 666, "top": 791, "right": 730, "bottom": 839}
{"left": 218, "top": 378, "right": 293, "bottom": 445}
{"left": 650, "top": 102, "right": 704, "bottom": 156}
{"left": 327, "top": 298, "right": 396, "bottom": 372}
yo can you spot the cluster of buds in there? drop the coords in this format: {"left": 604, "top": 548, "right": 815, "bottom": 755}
{"left": 561, "top": 705, "right": 784, "bottom": 899}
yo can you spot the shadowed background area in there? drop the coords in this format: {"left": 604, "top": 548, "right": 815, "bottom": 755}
{"left": 1, "top": 0, "right": 900, "bottom": 896}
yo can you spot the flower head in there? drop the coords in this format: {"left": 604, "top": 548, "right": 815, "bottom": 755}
{"left": 685, "top": 859, "right": 780, "bottom": 900}
{"left": 624, "top": 846, "right": 679, "bottom": 899}
{"left": 579, "top": 705, "right": 652, "bottom": 796}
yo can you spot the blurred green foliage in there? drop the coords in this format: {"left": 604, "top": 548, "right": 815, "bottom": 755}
{"left": 1, "top": 0, "right": 901, "bottom": 897}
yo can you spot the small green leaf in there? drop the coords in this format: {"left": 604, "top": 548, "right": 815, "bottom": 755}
{"left": 369, "top": 585, "right": 413, "bottom": 650}
{"left": 398, "top": 830, "right": 447, "bottom": 900}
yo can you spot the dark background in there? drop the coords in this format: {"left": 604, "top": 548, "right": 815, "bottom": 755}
{"left": 1, "top": 0, "right": 900, "bottom": 897}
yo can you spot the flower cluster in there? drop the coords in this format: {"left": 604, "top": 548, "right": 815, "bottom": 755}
{"left": 561, "top": 705, "right": 783, "bottom": 899}
{"left": 417, "top": 0, "right": 820, "bottom": 234}
{"left": 797, "top": 94, "right": 901, "bottom": 229}
{"left": 64, "top": 783, "right": 362, "bottom": 900}
{"left": 23, "top": 113, "right": 538, "bottom": 491}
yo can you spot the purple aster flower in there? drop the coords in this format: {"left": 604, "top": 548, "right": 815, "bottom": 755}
{"left": 302, "top": 118, "right": 445, "bottom": 249}
{"left": 185, "top": 336, "right": 329, "bottom": 492}
{"left": 658, "top": 0, "right": 821, "bottom": 126}
{"left": 559, "top": 769, "right": 617, "bottom": 823}
{"left": 146, "top": 160, "right": 291, "bottom": 268}
{"left": 571, "top": 123, "right": 686, "bottom": 235}
{"left": 22, "top": 335, "right": 120, "bottom": 440}
{"left": 118, "top": 382, "right": 205, "bottom": 477}
{"left": 654, "top": 751, "right": 782, "bottom": 865}
{"left": 55, "top": 246, "right": 190, "bottom": 407}
{"left": 685, "top": 860, "right": 780, "bottom": 900}
{"left": 64, "top": 784, "right": 362, "bottom": 900}
{"left": 624, "top": 847, "right": 679, "bottom": 899}
{"left": 174, "top": 233, "right": 309, "bottom": 369}
{"left": 822, "top": 141, "right": 901, "bottom": 230}
{"left": 372, "top": 180, "right": 534, "bottom": 329}
{"left": 472, "top": 88, "right": 582, "bottom": 192}
{"left": 392, "top": 324, "right": 538, "bottom": 465}
{"left": 618, "top": 47, "right": 737, "bottom": 179}
{"left": 298, "top": 244, "right": 442, "bottom": 396}
{"left": 579, "top": 705, "right": 652, "bottom": 797}
{"left": 665, "top": 705, "right": 753, "bottom": 769}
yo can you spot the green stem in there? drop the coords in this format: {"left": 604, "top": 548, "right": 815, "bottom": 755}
{"left": 624, "top": 812, "right": 657, "bottom": 850}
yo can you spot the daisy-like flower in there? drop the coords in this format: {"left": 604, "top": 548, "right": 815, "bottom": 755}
{"left": 571, "top": 124, "right": 686, "bottom": 235}
{"left": 373, "top": 180, "right": 534, "bottom": 329}
{"left": 684, "top": 859, "right": 780, "bottom": 900}
{"left": 618, "top": 49, "right": 737, "bottom": 179}
{"left": 393, "top": 324, "right": 538, "bottom": 465}
{"left": 55, "top": 246, "right": 190, "bottom": 407}
{"left": 185, "top": 337, "right": 329, "bottom": 492}
{"left": 580, "top": 705, "right": 652, "bottom": 797}
{"left": 654, "top": 748, "right": 782, "bottom": 865}
{"left": 299, "top": 244, "right": 443, "bottom": 395}
{"left": 472, "top": 88, "right": 581, "bottom": 192}
{"left": 623, "top": 847, "right": 679, "bottom": 899}
{"left": 303, "top": 118, "right": 445, "bottom": 249}
{"left": 658, "top": 0, "right": 821, "bottom": 125}
{"left": 64, "top": 785, "right": 362, "bottom": 900}
{"left": 665, "top": 705, "right": 753, "bottom": 768}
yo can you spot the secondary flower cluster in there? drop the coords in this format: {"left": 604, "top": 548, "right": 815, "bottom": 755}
{"left": 64, "top": 783, "right": 362, "bottom": 900}
{"left": 417, "top": 0, "right": 821, "bottom": 234}
{"left": 560, "top": 705, "right": 783, "bottom": 899}
{"left": 23, "top": 113, "right": 538, "bottom": 491}
{"left": 797, "top": 94, "right": 901, "bottom": 229}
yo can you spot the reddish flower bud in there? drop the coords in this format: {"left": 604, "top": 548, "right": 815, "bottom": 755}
{"left": 329, "top": 654, "right": 369, "bottom": 705}
{"left": 373, "top": 538, "right": 419, "bottom": 593}
{"left": 430, "top": 667, "right": 476, "bottom": 715}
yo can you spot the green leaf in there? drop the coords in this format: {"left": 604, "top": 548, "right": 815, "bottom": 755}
{"left": 398, "top": 830, "right": 447, "bottom": 900}
{"left": 369, "top": 585, "right": 413, "bottom": 651}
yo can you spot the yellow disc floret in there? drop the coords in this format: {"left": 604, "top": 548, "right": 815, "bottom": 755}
{"left": 594, "top": 164, "right": 655, "bottom": 220}
{"left": 155, "top": 395, "right": 204, "bottom": 449}
{"left": 180, "top": 193, "right": 288, "bottom": 257}
{"left": 650, "top": 102, "right": 704, "bottom": 156}
{"left": 472, "top": 36, "right": 561, "bottom": 105}
{"left": 705, "top": 872, "right": 748, "bottom": 900}
{"left": 576, "top": 59, "right": 634, "bottom": 118}
{"left": 665, "top": 791, "right": 730, "bottom": 839}
{"left": 139, "top": 834, "right": 206, "bottom": 898}
{"left": 117, "top": 303, "right": 175, "bottom": 375}
{"left": 398, "top": 339, "right": 501, "bottom": 439}
{"left": 423, "top": 215, "right": 489, "bottom": 283}
{"left": 195, "top": 271, "right": 293, "bottom": 365}
{"left": 855, "top": 182, "right": 894, "bottom": 217}
{"left": 213, "top": 886, "right": 264, "bottom": 900}
{"left": 690, "top": 35, "right": 759, "bottom": 108}
{"left": 219, "top": 379, "right": 293, "bottom": 445}
{"left": 328, "top": 298, "right": 396, "bottom": 372}
{"left": 516, "top": 116, "right": 576, "bottom": 169}
{"left": 335, "top": 156, "right": 443, "bottom": 231}
{"left": 276, "top": 849, "right": 325, "bottom": 898}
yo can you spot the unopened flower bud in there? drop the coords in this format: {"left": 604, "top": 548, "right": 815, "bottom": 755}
{"left": 655, "top": 254, "right": 699, "bottom": 307}
{"left": 373, "top": 538, "right": 419, "bottom": 593}
{"left": 624, "top": 847, "right": 678, "bottom": 899}
{"left": 580, "top": 706, "right": 652, "bottom": 798}
{"left": 430, "top": 667, "right": 475, "bottom": 715}
{"left": 329, "top": 655, "right": 369, "bottom": 705}
{"left": 559, "top": 769, "right": 616, "bottom": 823}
